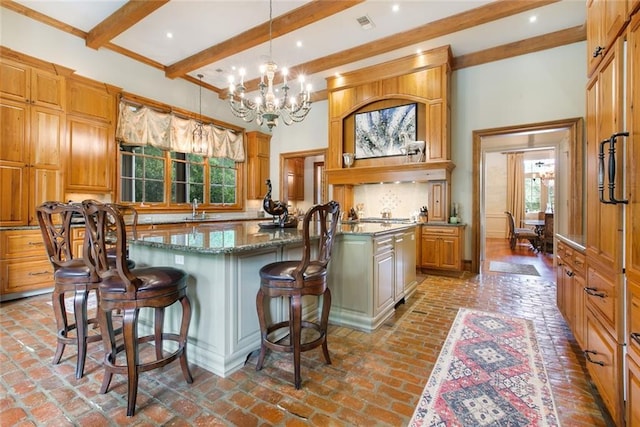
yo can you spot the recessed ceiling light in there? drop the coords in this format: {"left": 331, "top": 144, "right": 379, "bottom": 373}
{"left": 296, "top": 41, "right": 302, "bottom": 48}
{"left": 529, "top": 15, "right": 537, "bottom": 23}
{"left": 416, "top": 48, "right": 423, "bottom": 54}
{"left": 392, "top": 4, "right": 399, "bottom": 12}
{"left": 166, "top": 32, "right": 173, "bottom": 39}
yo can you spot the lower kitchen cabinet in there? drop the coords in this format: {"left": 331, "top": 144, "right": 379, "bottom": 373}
{"left": 628, "top": 279, "right": 640, "bottom": 426}
{"left": 0, "top": 229, "right": 53, "bottom": 300}
{"left": 420, "top": 224, "right": 465, "bottom": 273}
{"left": 556, "top": 240, "right": 586, "bottom": 346}
{"left": 328, "top": 225, "right": 418, "bottom": 332}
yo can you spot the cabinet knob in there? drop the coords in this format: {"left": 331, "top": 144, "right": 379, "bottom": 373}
{"left": 592, "top": 46, "right": 605, "bottom": 58}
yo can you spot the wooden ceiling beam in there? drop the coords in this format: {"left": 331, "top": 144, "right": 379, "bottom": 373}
{"left": 234, "top": 0, "right": 560, "bottom": 97}
{"left": 164, "top": 0, "right": 365, "bottom": 79}
{"left": 452, "top": 25, "right": 586, "bottom": 70}
{"left": 86, "top": 0, "right": 169, "bottom": 50}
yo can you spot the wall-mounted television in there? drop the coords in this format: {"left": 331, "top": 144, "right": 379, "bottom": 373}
{"left": 354, "top": 103, "right": 417, "bottom": 159}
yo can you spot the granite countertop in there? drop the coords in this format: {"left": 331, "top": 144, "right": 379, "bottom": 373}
{"left": 131, "top": 220, "right": 416, "bottom": 255}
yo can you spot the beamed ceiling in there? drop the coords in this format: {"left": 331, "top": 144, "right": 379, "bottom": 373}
{"left": 2, "top": 0, "right": 586, "bottom": 101}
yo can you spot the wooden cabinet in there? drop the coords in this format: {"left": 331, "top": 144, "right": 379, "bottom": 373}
{"left": 0, "top": 229, "right": 54, "bottom": 299}
{"left": 420, "top": 224, "right": 464, "bottom": 273}
{"left": 65, "top": 77, "right": 117, "bottom": 194}
{"left": 556, "top": 241, "right": 587, "bottom": 347}
{"left": 0, "top": 60, "right": 65, "bottom": 226}
{"left": 627, "top": 14, "right": 640, "bottom": 427}
{"left": 246, "top": 131, "right": 271, "bottom": 199}
{"left": 0, "top": 58, "right": 65, "bottom": 109}
{"left": 284, "top": 157, "right": 304, "bottom": 201}
{"left": 586, "top": 0, "right": 627, "bottom": 76}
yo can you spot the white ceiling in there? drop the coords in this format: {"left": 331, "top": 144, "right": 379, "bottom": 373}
{"left": 11, "top": 0, "right": 586, "bottom": 94}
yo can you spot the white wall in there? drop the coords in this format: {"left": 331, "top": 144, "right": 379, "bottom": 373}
{"left": 2, "top": 9, "right": 586, "bottom": 259}
{"left": 451, "top": 42, "right": 586, "bottom": 257}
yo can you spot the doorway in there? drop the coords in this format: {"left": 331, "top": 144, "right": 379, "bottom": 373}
{"left": 471, "top": 118, "right": 584, "bottom": 274}
{"left": 279, "top": 148, "right": 327, "bottom": 209}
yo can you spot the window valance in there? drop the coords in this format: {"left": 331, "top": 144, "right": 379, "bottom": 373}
{"left": 116, "top": 101, "right": 245, "bottom": 162}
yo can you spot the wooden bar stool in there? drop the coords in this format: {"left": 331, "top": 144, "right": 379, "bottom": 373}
{"left": 256, "top": 201, "right": 340, "bottom": 389}
{"left": 36, "top": 201, "right": 101, "bottom": 379}
{"left": 82, "top": 200, "right": 193, "bottom": 416}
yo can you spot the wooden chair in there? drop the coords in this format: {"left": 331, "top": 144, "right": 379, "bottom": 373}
{"left": 256, "top": 201, "right": 340, "bottom": 389}
{"left": 540, "top": 213, "right": 554, "bottom": 253}
{"left": 504, "top": 211, "right": 539, "bottom": 251}
{"left": 36, "top": 201, "right": 101, "bottom": 379}
{"left": 82, "top": 200, "right": 193, "bottom": 416}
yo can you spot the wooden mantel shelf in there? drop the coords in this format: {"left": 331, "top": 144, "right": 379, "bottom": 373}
{"left": 326, "top": 161, "right": 455, "bottom": 185}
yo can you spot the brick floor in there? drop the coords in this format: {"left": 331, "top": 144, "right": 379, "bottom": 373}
{"left": 0, "top": 268, "right": 611, "bottom": 426}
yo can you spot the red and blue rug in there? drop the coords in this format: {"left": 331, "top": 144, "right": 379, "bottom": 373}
{"left": 409, "top": 308, "right": 559, "bottom": 426}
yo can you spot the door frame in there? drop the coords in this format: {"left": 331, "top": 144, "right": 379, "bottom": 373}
{"left": 279, "top": 148, "right": 327, "bottom": 203}
{"left": 471, "top": 117, "right": 583, "bottom": 273}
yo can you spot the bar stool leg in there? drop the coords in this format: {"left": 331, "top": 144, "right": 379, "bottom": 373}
{"left": 255, "top": 289, "right": 267, "bottom": 371}
{"left": 73, "top": 288, "right": 90, "bottom": 379}
{"left": 291, "top": 294, "right": 302, "bottom": 389}
{"left": 320, "top": 289, "right": 332, "bottom": 365}
{"left": 51, "top": 289, "right": 68, "bottom": 365}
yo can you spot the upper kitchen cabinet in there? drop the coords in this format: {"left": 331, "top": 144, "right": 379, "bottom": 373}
{"left": 587, "top": 0, "right": 627, "bottom": 77}
{"left": 246, "top": 131, "right": 271, "bottom": 199}
{"left": 0, "top": 54, "right": 68, "bottom": 226}
{"left": 65, "top": 76, "right": 119, "bottom": 194}
{"left": 284, "top": 157, "right": 304, "bottom": 201}
{"left": 0, "top": 57, "right": 66, "bottom": 110}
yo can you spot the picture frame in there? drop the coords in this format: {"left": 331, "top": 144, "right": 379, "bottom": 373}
{"left": 354, "top": 103, "right": 417, "bottom": 159}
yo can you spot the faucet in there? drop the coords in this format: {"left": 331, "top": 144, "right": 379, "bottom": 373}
{"left": 191, "top": 198, "right": 198, "bottom": 219}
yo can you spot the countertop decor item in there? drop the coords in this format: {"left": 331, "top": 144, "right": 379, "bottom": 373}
{"left": 343, "top": 152, "right": 355, "bottom": 168}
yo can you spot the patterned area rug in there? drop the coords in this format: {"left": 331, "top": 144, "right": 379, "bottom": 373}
{"left": 409, "top": 309, "right": 559, "bottom": 426}
{"left": 489, "top": 261, "right": 540, "bottom": 276}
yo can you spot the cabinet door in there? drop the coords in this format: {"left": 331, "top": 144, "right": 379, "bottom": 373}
{"left": 0, "top": 59, "right": 29, "bottom": 102}
{"left": 587, "top": 0, "right": 627, "bottom": 76}
{"left": 586, "top": 40, "right": 624, "bottom": 272}
{"left": 246, "top": 131, "right": 270, "bottom": 199}
{"left": 627, "top": 354, "right": 640, "bottom": 427}
{"left": 30, "top": 67, "right": 64, "bottom": 110}
{"left": 626, "top": 13, "right": 640, "bottom": 302}
{"left": 0, "top": 98, "right": 29, "bottom": 225}
{"left": 66, "top": 115, "right": 113, "bottom": 192}
{"left": 439, "top": 236, "right": 459, "bottom": 270}
{"left": 420, "top": 234, "right": 439, "bottom": 268}
{"left": 394, "top": 234, "right": 405, "bottom": 300}
{"left": 373, "top": 250, "right": 394, "bottom": 316}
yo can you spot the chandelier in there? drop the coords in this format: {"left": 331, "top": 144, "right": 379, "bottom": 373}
{"left": 193, "top": 73, "right": 208, "bottom": 154}
{"left": 227, "top": 0, "right": 311, "bottom": 130}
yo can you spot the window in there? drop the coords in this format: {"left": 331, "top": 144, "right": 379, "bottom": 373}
{"left": 523, "top": 158, "right": 554, "bottom": 213}
{"left": 121, "top": 146, "right": 166, "bottom": 203}
{"left": 119, "top": 144, "right": 242, "bottom": 210}
{"left": 171, "top": 152, "right": 204, "bottom": 204}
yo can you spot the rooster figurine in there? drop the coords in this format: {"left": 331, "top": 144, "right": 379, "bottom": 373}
{"left": 260, "top": 179, "right": 298, "bottom": 228}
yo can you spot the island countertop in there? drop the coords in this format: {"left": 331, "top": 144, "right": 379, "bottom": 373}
{"left": 131, "top": 220, "right": 416, "bottom": 255}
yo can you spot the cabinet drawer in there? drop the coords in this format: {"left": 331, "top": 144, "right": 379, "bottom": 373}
{"left": 0, "top": 258, "right": 54, "bottom": 293}
{"left": 374, "top": 237, "right": 394, "bottom": 254}
{"left": 628, "top": 280, "right": 640, "bottom": 362}
{"left": 422, "top": 226, "right": 459, "bottom": 236}
{"left": 572, "top": 252, "right": 586, "bottom": 275}
{"left": 584, "top": 311, "right": 621, "bottom": 423}
{"left": 585, "top": 267, "right": 618, "bottom": 335}
{"left": 0, "top": 230, "right": 47, "bottom": 259}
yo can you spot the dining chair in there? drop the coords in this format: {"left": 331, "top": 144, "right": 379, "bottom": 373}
{"left": 505, "top": 211, "right": 539, "bottom": 251}
{"left": 255, "top": 201, "right": 340, "bottom": 389}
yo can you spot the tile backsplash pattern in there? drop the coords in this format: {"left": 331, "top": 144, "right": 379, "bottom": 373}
{"left": 353, "top": 182, "right": 429, "bottom": 219}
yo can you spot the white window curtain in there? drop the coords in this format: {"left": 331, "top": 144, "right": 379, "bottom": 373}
{"left": 506, "top": 152, "right": 525, "bottom": 229}
{"left": 116, "top": 102, "right": 245, "bottom": 161}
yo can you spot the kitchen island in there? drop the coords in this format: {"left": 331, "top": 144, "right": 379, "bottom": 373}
{"left": 129, "top": 220, "right": 416, "bottom": 377}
